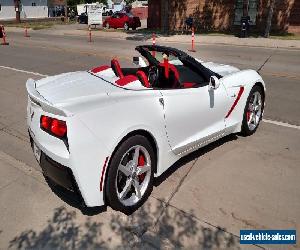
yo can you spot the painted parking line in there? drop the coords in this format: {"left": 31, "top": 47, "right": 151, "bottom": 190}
{"left": 263, "top": 119, "right": 300, "bottom": 130}
{"left": 0, "top": 65, "right": 48, "bottom": 77}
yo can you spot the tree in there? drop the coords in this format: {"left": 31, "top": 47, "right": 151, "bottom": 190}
{"left": 14, "top": 0, "right": 21, "bottom": 23}
{"left": 125, "top": 0, "right": 135, "bottom": 4}
{"left": 264, "top": 0, "right": 276, "bottom": 37}
{"left": 161, "top": 0, "right": 169, "bottom": 33}
{"left": 67, "top": 0, "right": 107, "bottom": 6}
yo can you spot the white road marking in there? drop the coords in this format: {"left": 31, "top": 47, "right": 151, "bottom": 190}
{"left": 0, "top": 65, "right": 48, "bottom": 77}
{"left": 263, "top": 119, "right": 300, "bottom": 130}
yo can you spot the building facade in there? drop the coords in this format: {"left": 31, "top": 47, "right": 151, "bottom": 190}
{"left": 0, "top": 0, "right": 48, "bottom": 20}
{"left": 148, "top": 0, "right": 300, "bottom": 33}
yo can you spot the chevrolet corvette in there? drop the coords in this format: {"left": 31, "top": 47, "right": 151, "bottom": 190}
{"left": 26, "top": 45, "right": 265, "bottom": 213}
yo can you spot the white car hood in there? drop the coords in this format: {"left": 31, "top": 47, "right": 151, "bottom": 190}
{"left": 196, "top": 59, "right": 240, "bottom": 76}
{"left": 35, "top": 71, "right": 117, "bottom": 105}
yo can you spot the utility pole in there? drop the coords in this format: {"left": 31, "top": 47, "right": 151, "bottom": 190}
{"left": 264, "top": 0, "right": 276, "bottom": 37}
{"left": 14, "top": 0, "right": 21, "bottom": 23}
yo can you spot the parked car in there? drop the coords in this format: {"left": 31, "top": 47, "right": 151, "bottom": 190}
{"left": 103, "top": 7, "right": 114, "bottom": 16}
{"left": 78, "top": 12, "right": 88, "bottom": 24}
{"left": 26, "top": 45, "right": 266, "bottom": 214}
{"left": 103, "top": 12, "right": 141, "bottom": 30}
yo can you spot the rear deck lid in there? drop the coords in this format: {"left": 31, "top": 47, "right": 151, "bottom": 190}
{"left": 36, "top": 71, "right": 117, "bottom": 105}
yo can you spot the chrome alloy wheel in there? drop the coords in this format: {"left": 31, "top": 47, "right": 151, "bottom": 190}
{"left": 115, "top": 145, "right": 151, "bottom": 206}
{"left": 247, "top": 91, "right": 263, "bottom": 131}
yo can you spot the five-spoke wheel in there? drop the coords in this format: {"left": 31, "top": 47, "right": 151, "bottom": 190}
{"left": 116, "top": 145, "right": 151, "bottom": 206}
{"left": 241, "top": 85, "right": 265, "bottom": 136}
{"left": 105, "top": 135, "right": 155, "bottom": 214}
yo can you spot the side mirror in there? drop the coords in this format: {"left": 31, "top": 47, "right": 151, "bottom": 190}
{"left": 209, "top": 76, "right": 220, "bottom": 90}
{"left": 132, "top": 56, "right": 147, "bottom": 67}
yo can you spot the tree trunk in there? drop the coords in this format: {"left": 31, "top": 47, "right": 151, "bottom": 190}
{"left": 161, "top": 0, "right": 169, "bottom": 33}
{"left": 264, "top": 0, "right": 276, "bottom": 37}
{"left": 14, "top": 0, "right": 21, "bottom": 23}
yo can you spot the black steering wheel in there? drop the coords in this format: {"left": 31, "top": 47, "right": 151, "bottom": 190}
{"left": 148, "top": 65, "right": 159, "bottom": 87}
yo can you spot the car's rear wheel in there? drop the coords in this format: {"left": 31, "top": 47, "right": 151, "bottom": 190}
{"left": 105, "top": 135, "right": 155, "bottom": 214}
{"left": 124, "top": 22, "right": 129, "bottom": 31}
{"left": 132, "top": 27, "right": 137, "bottom": 30}
{"left": 241, "top": 85, "right": 264, "bottom": 136}
{"left": 105, "top": 22, "right": 110, "bottom": 29}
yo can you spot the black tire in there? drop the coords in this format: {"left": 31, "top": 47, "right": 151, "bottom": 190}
{"left": 132, "top": 27, "right": 137, "bottom": 30}
{"left": 240, "top": 85, "right": 265, "bottom": 136}
{"left": 105, "top": 135, "right": 155, "bottom": 214}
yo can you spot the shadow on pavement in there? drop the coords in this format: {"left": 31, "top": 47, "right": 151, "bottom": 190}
{"left": 9, "top": 202, "right": 240, "bottom": 249}
{"left": 8, "top": 134, "right": 241, "bottom": 249}
{"left": 155, "top": 134, "right": 238, "bottom": 187}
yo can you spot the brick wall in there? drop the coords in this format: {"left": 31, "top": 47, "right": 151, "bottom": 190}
{"left": 131, "top": 7, "right": 148, "bottom": 20}
{"left": 148, "top": 0, "right": 300, "bottom": 33}
{"left": 256, "top": 0, "right": 296, "bottom": 33}
{"left": 168, "top": 0, "right": 236, "bottom": 31}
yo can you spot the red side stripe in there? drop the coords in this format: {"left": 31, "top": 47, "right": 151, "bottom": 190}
{"left": 225, "top": 86, "right": 244, "bottom": 118}
{"left": 100, "top": 157, "right": 109, "bottom": 192}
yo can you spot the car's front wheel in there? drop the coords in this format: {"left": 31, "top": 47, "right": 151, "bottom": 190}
{"left": 241, "top": 85, "right": 265, "bottom": 136}
{"left": 105, "top": 135, "right": 155, "bottom": 214}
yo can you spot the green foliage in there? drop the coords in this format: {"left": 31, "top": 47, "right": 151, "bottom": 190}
{"left": 125, "top": 0, "right": 135, "bottom": 5}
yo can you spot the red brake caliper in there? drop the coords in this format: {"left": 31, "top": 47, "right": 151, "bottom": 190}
{"left": 247, "top": 110, "right": 251, "bottom": 121}
{"left": 138, "top": 154, "right": 146, "bottom": 182}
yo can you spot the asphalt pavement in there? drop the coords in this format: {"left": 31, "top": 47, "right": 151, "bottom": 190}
{"left": 0, "top": 31, "right": 299, "bottom": 249}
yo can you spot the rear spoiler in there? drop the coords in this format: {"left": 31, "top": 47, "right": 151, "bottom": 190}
{"left": 26, "top": 78, "right": 73, "bottom": 117}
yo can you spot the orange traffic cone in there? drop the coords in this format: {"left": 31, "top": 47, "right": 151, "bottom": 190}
{"left": 188, "top": 27, "right": 196, "bottom": 52}
{"left": 24, "top": 24, "right": 30, "bottom": 37}
{"left": 0, "top": 25, "right": 9, "bottom": 45}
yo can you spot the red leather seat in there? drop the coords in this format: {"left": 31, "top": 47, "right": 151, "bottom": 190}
{"left": 111, "top": 59, "right": 124, "bottom": 78}
{"left": 136, "top": 71, "right": 150, "bottom": 88}
{"left": 90, "top": 65, "right": 110, "bottom": 74}
{"left": 182, "top": 82, "right": 197, "bottom": 88}
{"left": 115, "top": 75, "right": 138, "bottom": 86}
{"left": 159, "top": 62, "right": 180, "bottom": 88}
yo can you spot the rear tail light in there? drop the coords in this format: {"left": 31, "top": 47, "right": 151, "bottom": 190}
{"left": 40, "top": 115, "right": 67, "bottom": 138}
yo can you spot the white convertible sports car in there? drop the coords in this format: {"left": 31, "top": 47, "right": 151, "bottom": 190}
{"left": 26, "top": 45, "right": 265, "bottom": 213}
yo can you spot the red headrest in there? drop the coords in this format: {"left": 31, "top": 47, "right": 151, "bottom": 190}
{"left": 90, "top": 65, "right": 110, "bottom": 74}
{"left": 111, "top": 59, "right": 124, "bottom": 78}
{"left": 136, "top": 71, "right": 150, "bottom": 88}
{"left": 115, "top": 75, "right": 138, "bottom": 86}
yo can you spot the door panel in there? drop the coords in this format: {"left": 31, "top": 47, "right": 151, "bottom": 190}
{"left": 160, "top": 84, "right": 230, "bottom": 155}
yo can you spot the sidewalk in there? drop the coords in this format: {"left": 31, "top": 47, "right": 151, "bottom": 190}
{"left": 5, "top": 25, "right": 300, "bottom": 50}
{"left": 0, "top": 150, "right": 244, "bottom": 249}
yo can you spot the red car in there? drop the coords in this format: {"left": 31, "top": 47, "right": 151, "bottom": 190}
{"left": 103, "top": 12, "right": 141, "bottom": 30}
